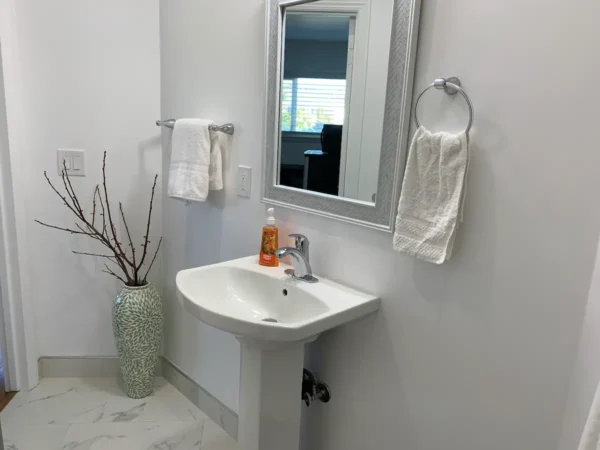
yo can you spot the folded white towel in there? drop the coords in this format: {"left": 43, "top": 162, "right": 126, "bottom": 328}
{"left": 168, "top": 118, "right": 224, "bottom": 203}
{"left": 393, "top": 126, "right": 469, "bottom": 264}
{"left": 578, "top": 381, "right": 600, "bottom": 450}
{"left": 208, "top": 126, "right": 224, "bottom": 192}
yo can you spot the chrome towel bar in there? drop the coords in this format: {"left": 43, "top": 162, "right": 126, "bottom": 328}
{"left": 156, "top": 119, "right": 235, "bottom": 135}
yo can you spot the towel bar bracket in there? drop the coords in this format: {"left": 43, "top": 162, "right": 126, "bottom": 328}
{"left": 434, "top": 77, "right": 461, "bottom": 95}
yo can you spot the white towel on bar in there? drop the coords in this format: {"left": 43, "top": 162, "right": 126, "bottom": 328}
{"left": 393, "top": 126, "right": 469, "bottom": 264}
{"left": 578, "top": 381, "right": 600, "bottom": 450}
{"left": 168, "top": 118, "right": 224, "bottom": 202}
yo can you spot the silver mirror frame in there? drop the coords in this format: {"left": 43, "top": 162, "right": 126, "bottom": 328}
{"left": 262, "top": 0, "right": 422, "bottom": 232}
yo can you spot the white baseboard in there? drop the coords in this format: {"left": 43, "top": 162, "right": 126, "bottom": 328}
{"left": 39, "top": 356, "right": 122, "bottom": 377}
{"left": 37, "top": 356, "right": 238, "bottom": 439}
{"left": 161, "top": 357, "right": 238, "bottom": 439}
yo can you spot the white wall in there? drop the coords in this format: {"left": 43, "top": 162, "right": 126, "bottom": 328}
{"left": 160, "top": 0, "right": 266, "bottom": 411}
{"left": 160, "top": 1, "right": 600, "bottom": 450}
{"left": 0, "top": 0, "right": 41, "bottom": 389}
{"left": 3, "top": 0, "right": 161, "bottom": 359}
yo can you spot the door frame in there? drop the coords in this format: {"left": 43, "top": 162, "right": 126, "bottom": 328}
{"left": 0, "top": 0, "right": 40, "bottom": 391}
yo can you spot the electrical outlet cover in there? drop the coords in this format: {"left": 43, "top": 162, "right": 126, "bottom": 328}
{"left": 237, "top": 165, "right": 252, "bottom": 198}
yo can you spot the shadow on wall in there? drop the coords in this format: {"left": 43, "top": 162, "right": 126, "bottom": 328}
{"left": 302, "top": 135, "right": 500, "bottom": 450}
{"left": 412, "top": 136, "right": 496, "bottom": 313}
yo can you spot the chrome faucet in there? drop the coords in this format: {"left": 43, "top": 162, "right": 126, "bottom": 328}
{"left": 275, "top": 234, "right": 318, "bottom": 283}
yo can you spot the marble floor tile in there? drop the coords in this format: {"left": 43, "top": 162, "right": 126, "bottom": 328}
{"left": 201, "top": 420, "right": 238, "bottom": 450}
{"left": 2, "top": 425, "right": 69, "bottom": 450}
{"left": 58, "top": 422, "right": 204, "bottom": 450}
{"left": 153, "top": 383, "right": 210, "bottom": 423}
{"left": 2, "top": 389, "right": 182, "bottom": 426}
{"left": 1, "top": 377, "right": 201, "bottom": 427}
{"left": 1, "top": 377, "right": 236, "bottom": 450}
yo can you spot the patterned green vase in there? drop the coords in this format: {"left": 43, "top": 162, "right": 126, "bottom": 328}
{"left": 113, "top": 284, "right": 163, "bottom": 399}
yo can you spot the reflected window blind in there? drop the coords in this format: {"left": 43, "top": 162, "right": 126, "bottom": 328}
{"left": 281, "top": 78, "right": 346, "bottom": 133}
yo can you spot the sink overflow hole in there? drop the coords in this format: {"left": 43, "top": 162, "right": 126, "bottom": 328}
{"left": 282, "top": 289, "right": 288, "bottom": 296}
{"left": 262, "top": 318, "right": 278, "bottom": 323}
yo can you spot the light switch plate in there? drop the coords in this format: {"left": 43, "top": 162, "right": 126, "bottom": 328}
{"left": 237, "top": 165, "right": 252, "bottom": 198}
{"left": 57, "top": 149, "right": 85, "bottom": 177}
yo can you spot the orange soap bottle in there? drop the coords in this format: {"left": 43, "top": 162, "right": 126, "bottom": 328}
{"left": 259, "top": 208, "right": 279, "bottom": 267}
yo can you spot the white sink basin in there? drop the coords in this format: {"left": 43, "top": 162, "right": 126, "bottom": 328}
{"left": 176, "top": 255, "right": 380, "bottom": 450}
{"left": 176, "top": 255, "right": 379, "bottom": 343}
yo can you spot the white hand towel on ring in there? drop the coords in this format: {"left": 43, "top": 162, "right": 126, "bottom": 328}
{"left": 393, "top": 126, "right": 469, "bottom": 264}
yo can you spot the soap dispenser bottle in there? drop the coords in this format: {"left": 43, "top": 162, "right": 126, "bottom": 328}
{"left": 259, "top": 208, "right": 279, "bottom": 267}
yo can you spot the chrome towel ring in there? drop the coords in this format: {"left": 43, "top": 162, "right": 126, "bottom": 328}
{"left": 414, "top": 77, "right": 474, "bottom": 134}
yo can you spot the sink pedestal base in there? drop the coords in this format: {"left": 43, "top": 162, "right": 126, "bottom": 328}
{"left": 238, "top": 340, "right": 305, "bottom": 450}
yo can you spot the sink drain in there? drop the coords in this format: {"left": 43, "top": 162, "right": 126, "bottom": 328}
{"left": 262, "top": 318, "right": 278, "bottom": 323}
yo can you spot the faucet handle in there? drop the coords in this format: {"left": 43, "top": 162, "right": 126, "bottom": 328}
{"left": 289, "top": 234, "right": 309, "bottom": 258}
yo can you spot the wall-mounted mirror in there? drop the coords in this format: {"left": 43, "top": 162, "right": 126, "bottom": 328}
{"left": 263, "top": 0, "right": 421, "bottom": 231}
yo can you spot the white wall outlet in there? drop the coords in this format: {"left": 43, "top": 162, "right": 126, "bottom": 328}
{"left": 237, "top": 165, "right": 252, "bottom": 198}
{"left": 57, "top": 149, "right": 85, "bottom": 177}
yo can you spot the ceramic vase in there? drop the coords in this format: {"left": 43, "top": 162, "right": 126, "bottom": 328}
{"left": 113, "top": 284, "right": 163, "bottom": 399}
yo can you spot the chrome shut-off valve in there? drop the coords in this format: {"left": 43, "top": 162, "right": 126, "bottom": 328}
{"left": 301, "top": 369, "right": 331, "bottom": 407}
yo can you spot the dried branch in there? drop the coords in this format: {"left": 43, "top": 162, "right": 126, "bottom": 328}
{"left": 72, "top": 204, "right": 132, "bottom": 282}
{"left": 137, "top": 174, "right": 158, "bottom": 272}
{"left": 142, "top": 237, "right": 162, "bottom": 283}
{"left": 91, "top": 186, "right": 98, "bottom": 228}
{"left": 35, "top": 220, "right": 90, "bottom": 235}
{"left": 36, "top": 220, "right": 133, "bottom": 283}
{"left": 42, "top": 169, "right": 134, "bottom": 283}
{"left": 102, "top": 264, "right": 127, "bottom": 284}
{"left": 72, "top": 251, "right": 117, "bottom": 260}
{"left": 95, "top": 186, "right": 108, "bottom": 239}
{"left": 61, "top": 160, "right": 83, "bottom": 216}
{"left": 72, "top": 223, "right": 132, "bottom": 282}
{"left": 43, "top": 171, "right": 82, "bottom": 219}
{"left": 119, "top": 202, "right": 137, "bottom": 276}
{"left": 101, "top": 152, "right": 135, "bottom": 271}
{"left": 36, "top": 152, "right": 161, "bottom": 287}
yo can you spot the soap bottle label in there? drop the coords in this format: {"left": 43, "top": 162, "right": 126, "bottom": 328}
{"left": 259, "top": 230, "right": 278, "bottom": 266}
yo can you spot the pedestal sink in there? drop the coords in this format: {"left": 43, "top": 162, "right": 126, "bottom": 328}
{"left": 176, "top": 256, "right": 379, "bottom": 450}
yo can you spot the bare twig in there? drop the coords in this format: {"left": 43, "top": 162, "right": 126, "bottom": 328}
{"left": 43, "top": 167, "right": 134, "bottom": 284}
{"left": 36, "top": 152, "right": 160, "bottom": 286}
{"left": 137, "top": 174, "right": 158, "bottom": 272}
{"left": 119, "top": 202, "right": 137, "bottom": 278}
{"left": 91, "top": 186, "right": 98, "bottom": 228}
{"left": 142, "top": 237, "right": 162, "bottom": 283}
{"left": 35, "top": 220, "right": 90, "bottom": 235}
{"left": 101, "top": 152, "right": 135, "bottom": 270}
{"left": 75, "top": 223, "right": 99, "bottom": 239}
{"left": 95, "top": 186, "right": 108, "bottom": 238}
{"left": 36, "top": 220, "right": 133, "bottom": 283}
{"left": 74, "top": 207, "right": 131, "bottom": 282}
{"left": 61, "top": 160, "right": 83, "bottom": 215}
{"left": 102, "top": 264, "right": 127, "bottom": 284}
{"left": 72, "top": 222, "right": 132, "bottom": 282}
{"left": 72, "top": 251, "right": 117, "bottom": 260}
{"left": 43, "top": 171, "right": 82, "bottom": 219}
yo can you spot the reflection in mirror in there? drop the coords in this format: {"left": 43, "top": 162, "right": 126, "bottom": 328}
{"left": 277, "top": 1, "right": 392, "bottom": 204}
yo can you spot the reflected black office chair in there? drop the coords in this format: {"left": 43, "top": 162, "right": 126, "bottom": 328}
{"left": 303, "top": 124, "right": 343, "bottom": 196}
